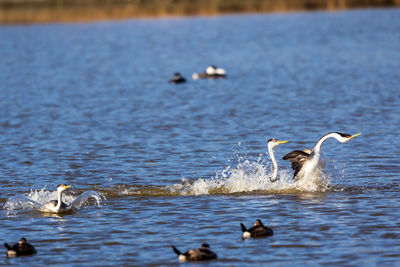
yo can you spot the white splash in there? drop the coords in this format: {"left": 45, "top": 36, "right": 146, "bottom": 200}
{"left": 169, "top": 155, "right": 330, "bottom": 195}
{"left": 4, "top": 187, "right": 103, "bottom": 216}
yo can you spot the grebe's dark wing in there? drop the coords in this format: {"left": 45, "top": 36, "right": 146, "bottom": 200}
{"left": 282, "top": 150, "right": 311, "bottom": 178}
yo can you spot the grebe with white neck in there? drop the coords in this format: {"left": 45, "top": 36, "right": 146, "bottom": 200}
{"left": 4, "top": 186, "right": 103, "bottom": 215}
{"left": 267, "top": 138, "right": 288, "bottom": 182}
{"left": 41, "top": 184, "right": 71, "bottom": 213}
{"left": 283, "top": 132, "right": 361, "bottom": 181}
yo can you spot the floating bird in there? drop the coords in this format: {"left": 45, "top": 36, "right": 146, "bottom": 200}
{"left": 192, "top": 65, "right": 226, "bottom": 80}
{"left": 169, "top": 72, "right": 186, "bottom": 84}
{"left": 282, "top": 132, "right": 361, "bottom": 180}
{"left": 4, "top": 238, "right": 37, "bottom": 257}
{"left": 172, "top": 243, "right": 217, "bottom": 262}
{"left": 241, "top": 219, "right": 274, "bottom": 239}
{"left": 41, "top": 184, "right": 71, "bottom": 213}
{"left": 267, "top": 138, "right": 288, "bottom": 182}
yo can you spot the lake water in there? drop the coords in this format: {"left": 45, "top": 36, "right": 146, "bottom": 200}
{"left": 1, "top": 8, "right": 400, "bottom": 266}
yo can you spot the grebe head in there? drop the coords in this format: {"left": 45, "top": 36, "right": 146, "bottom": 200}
{"left": 268, "top": 138, "right": 288, "bottom": 150}
{"left": 19, "top": 238, "right": 27, "bottom": 244}
{"left": 57, "top": 184, "right": 71, "bottom": 193}
{"left": 333, "top": 132, "right": 361, "bottom": 143}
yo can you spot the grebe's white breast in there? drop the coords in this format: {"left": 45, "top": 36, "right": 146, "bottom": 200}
{"left": 302, "top": 151, "right": 327, "bottom": 179}
{"left": 41, "top": 200, "right": 69, "bottom": 213}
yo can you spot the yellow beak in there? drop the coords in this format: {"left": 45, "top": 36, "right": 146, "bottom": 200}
{"left": 64, "top": 185, "right": 71, "bottom": 189}
{"left": 350, "top": 133, "right": 361, "bottom": 139}
{"left": 278, "top": 141, "right": 288, "bottom": 144}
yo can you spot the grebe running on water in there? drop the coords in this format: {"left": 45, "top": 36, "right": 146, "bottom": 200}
{"left": 283, "top": 132, "right": 360, "bottom": 180}
{"left": 41, "top": 184, "right": 71, "bottom": 213}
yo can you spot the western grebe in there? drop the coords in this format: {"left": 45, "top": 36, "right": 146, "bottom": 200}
{"left": 169, "top": 72, "right": 186, "bottom": 84}
{"left": 241, "top": 219, "right": 274, "bottom": 239}
{"left": 41, "top": 184, "right": 71, "bottom": 213}
{"left": 282, "top": 132, "right": 361, "bottom": 180}
{"left": 4, "top": 238, "right": 37, "bottom": 257}
{"left": 192, "top": 65, "right": 226, "bottom": 80}
{"left": 267, "top": 138, "right": 288, "bottom": 182}
{"left": 172, "top": 243, "right": 217, "bottom": 262}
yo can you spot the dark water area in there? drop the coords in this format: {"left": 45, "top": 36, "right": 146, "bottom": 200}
{"left": 0, "top": 8, "right": 399, "bottom": 266}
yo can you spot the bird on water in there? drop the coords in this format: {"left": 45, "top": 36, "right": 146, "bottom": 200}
{"left": 41, "top": 184, "right": 71, "bottom": 213}
{"left": 169, "top": 72, "right": 186, "bottom": 84}
{"left": 282, "top": 132, "right": 361, "bottom": 180}
{"left": 192, "top": 65, "right": 226, "bottom": 80}
{"left": 267, "top": 138, "right": 288, "bottom": 182}
{"left": 4, "top": 238, "right": 37, "bottom": 257}
{"left": 241, "top": 219, "right": 274, "bottom": 239}
{"left": 172, "top": 243, "right": 217, "bottom": 262}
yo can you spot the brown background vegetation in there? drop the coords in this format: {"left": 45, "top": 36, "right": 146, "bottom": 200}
{"left": 1, "top": 0, "right": 400, "bottom": 24}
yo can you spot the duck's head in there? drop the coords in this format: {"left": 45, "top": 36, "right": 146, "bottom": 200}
{"left": 254, "top": 219, "right": 264, "bottom": 227}
{"left": 172, "top": 72, "right": 182, "bottom": 80}
{"left": 200, "top": 243, "right": 210, "bottom": 249}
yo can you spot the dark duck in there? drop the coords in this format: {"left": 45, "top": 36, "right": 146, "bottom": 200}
{"left": 241, "top": 219, "right": 274, "bottom": 239}
{"left": 169, "top": 72, "right": 186, "bottom": 84}
{"left": 4, "top": 238, "right": 37, "bottom": 257}
{"left": 172, "top": 243, "right": 217, "bottom": 262}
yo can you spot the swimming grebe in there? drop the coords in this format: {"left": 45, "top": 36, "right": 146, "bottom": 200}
{"left": 41, "top": 184, "right": 71, "bottom": 213}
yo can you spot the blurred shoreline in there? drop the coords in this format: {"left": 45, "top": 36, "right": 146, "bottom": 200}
{"left": 1, "top": 0, "right": 400, "bottom": 24}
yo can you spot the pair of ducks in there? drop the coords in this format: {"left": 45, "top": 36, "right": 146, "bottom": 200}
{"left": 172, "top": 219, "right": 272, "bottom": 262}
{"left": 169, "top": 65, "right": 227, "bottom": 83}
